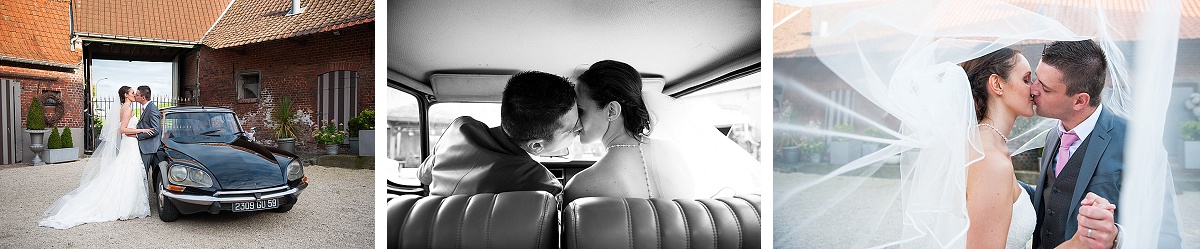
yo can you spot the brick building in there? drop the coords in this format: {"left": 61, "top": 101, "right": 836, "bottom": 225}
{"left": 0, "top": 0, "right": 374, "bottom": 164}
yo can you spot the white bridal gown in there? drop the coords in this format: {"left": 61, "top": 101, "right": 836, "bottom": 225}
{"left": 39, "top": 116, "right": 150, "bottom": 229}
{"left": 1007, "top": 189, "right": 1037, "bottom": 249}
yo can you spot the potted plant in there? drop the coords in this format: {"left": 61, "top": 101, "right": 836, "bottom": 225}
{"left": 25, "top": 98, "right": 50, "bottom": 166}
{"left": 44, "top": 127, "right": 79, "bottom": 163}
{"left": 778, "top": 132, "right": 802, "bottom": 164}
{"left": 829, "top": 124, "right": 861, "bottom": 165}
{"left": 272, "top": 98, "right": 298, "bottom": 153}
{"left": 1182, "top": 120, "right": 1200, "bottom": 169}
{"left": 799, "top": 137, "right": 827, "bottom": 164}
{"left": 347, "top": 109, "right": 375, "bottom": 156}
{"left": 313, "top": 119, "right": 346, "bottom": 155}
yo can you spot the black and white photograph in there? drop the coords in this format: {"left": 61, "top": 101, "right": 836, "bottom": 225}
{"left": 385, "top": 0, "right": 764, "bottom": 248}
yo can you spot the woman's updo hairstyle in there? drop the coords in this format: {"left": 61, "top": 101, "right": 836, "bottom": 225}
{"left": 578, "top": 60, "right": 652, "bottom": 141}
{"left": 960, "top": 48, "right": 1020, "bottom": 122}
{"left": 118, "top": 86, "right": 132, "bottom": 104}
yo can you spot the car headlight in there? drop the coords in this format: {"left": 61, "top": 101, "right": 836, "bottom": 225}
{"left": 286, "top": 160, "right": 304, "bottom": 181}
{"left": 168, "top": 164, "right": 214, "bottom": 188}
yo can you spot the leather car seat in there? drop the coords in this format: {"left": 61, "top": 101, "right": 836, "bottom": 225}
{"left": 563, "top": 195, "right": 761, "bottom": 249}
{"left": 387, "top": 191, "right": 558, "bottom": 249}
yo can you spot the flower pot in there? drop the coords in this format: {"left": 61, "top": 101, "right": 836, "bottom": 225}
{"left": 1185, "top": 141, "right": 1200, "bottom": 169}
{"left": 780, "top": 146, "right": 801, "bottom": 164}
{"left": 25, "top": 129, "right": 49, "bottom": 166}
{"left": 358, "top": 130, "right": 375, "bottom": 157}
{"left": 277, "top": 138, "right": 296, "bottom": 153}
{"left": 348, "top": 137, "right": 360, "bottom": 154}
{"left": 44, "top": 147, "right": 79, "bottom": 164}
{"left": 324, "top": 144, "right": 339, "bottom": 155}
{"left": 829, "top": 140, "right": 861, "bottom": 165}
{"left": 808, "top": 153, "right": 822, "bottom": 163}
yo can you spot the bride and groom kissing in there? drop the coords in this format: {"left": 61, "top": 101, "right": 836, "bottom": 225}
{"left": 39, "top": 85, "right": 162, "bottom": 229}
{"left": 417, "top": 60, "right": 760, "bottom": 204}
{"left": 963, "top": 39, "right": 1136, "bottom": 249}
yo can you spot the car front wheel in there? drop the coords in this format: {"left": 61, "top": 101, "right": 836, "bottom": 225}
{"left": 154, "top": 171, "right": 181, "bottom": 222}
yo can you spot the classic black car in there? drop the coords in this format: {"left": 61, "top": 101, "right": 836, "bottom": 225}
{"left": 147, "top": 106, "right": 308, "bottom": 221}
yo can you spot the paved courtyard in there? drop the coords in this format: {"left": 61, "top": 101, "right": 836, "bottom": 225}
{"left": 0, "top": 158, "right": 374, "bottom": 248}
{"left": 773, "top": 172, "right": 1200, "bottom": 248}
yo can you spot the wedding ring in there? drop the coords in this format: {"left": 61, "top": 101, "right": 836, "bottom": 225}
{"left": 1086, "top": 228, "right": 1093, "bottom": 238}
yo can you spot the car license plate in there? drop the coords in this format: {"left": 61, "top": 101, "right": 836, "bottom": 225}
{"left": 232, "top": 198, "right": 279, "bottom": 212}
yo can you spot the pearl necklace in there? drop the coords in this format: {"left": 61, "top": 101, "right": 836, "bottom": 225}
{"left": 608, "top": 143, "right": 652, "bottom": 198}
{"left": 976, "top": 123, "right": 1010, "bottom": 143}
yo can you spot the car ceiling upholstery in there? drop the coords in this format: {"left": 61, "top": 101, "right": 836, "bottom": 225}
{"left": 388, "top": 0, "right": 760, "bottom": 96}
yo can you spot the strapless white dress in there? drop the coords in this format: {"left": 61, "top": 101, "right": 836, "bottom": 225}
{"left": 39, "top": 117, "right": 150, "bottom": 229}
{"left": 1007, "top": 189, "right": 1037, "bottom": 249}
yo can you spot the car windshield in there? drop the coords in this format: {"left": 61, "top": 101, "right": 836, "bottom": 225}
{"left": 164, "top": 112, "right": 243, "bottom": 144}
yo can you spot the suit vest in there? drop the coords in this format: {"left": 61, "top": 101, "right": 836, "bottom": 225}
{"left": 1036, "top": 133, "right": 1093, "bottom": 249}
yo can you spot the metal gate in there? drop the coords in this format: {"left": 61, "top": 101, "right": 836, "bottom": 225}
{"left": 1, "top": 79, "right": 24, "bottom": 164}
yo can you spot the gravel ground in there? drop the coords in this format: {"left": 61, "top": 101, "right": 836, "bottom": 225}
{"left": 0, "top": 159, "right": 373, "bottom": 248}
{"left": 773, "top": 172, "right": 1200, "bottom": 248}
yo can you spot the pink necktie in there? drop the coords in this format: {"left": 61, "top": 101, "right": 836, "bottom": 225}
{"left": 1055, "top": 131, "right": 1079, "bottom": 177}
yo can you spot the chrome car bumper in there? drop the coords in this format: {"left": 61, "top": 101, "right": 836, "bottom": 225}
{"left": 163, "top": 184, "right": 306, "bottom": 206}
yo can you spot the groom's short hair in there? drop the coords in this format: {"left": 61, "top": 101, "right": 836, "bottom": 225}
{"left": 137, "top": 85, "right": 151, "bottom": 99}
{"left": 1041, "top": 40, "right": 1106, "bottom": 107}
{"left": 500, "top": 71, "right": 576, "bottom": 145}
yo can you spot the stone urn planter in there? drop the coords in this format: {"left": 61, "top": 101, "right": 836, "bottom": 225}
{"left": 277, "top": 137, "right": 296, "bottom": 153}
{"left": 24, "top": 129, "right": 49, "bottom": 166}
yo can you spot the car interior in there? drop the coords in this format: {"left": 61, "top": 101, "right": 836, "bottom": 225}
{"left": 386, "top": 1, "right": 762, "bottom": 248}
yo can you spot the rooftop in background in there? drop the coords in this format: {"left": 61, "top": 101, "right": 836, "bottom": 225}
{"left": 202, "top": 0, "right": 374, "bottom": 49}
{"left": 0, "top": 0, "right": 80, "bottom": 68}
{"left": 72, "top": 0, "right": 232, "bottom": 44}
{"left": 774, "top": 0, "right": 1200, "bottom": 58}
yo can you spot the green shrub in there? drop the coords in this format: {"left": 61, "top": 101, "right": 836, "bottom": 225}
{"left": 26, "top": 98, "right": 45, "bottom": 130}
{"left": 272, "top": 98, "right": 297, "bottom": 139}
{"left": 1182, "top": 120, "right": 1200, "bottom": 141}
{"left": 832, "top": 124, "right": 854, "bottom": 142}
{"left": 47, "top": 127, "right": 62, "bottom": 149}
{"left": 61, "top": 127, "right": 74, "bottom": 148}
{"left": 347, "top": 109, "right": 375, "bottom": 137}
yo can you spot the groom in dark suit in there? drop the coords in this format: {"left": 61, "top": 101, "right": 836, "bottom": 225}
{"left": 1030, "top": 40, "right": 1124, "bottom": 249}
{"left": 133, "top": 86, "right": 162, "bottom": 170}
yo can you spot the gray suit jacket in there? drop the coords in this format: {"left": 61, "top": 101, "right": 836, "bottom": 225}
{"left": 136, "top": 101, "right": 162, "bottom": 155}
{"left": 1032, "top": 107, "right": 1124, "bottom": 247}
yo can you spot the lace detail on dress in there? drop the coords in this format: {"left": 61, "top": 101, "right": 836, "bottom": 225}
{"left": 1007, "top": 189, "right": 1037, "bottom": 249}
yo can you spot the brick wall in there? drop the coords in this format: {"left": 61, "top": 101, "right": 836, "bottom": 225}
{"left": 1, "top": 62, "right": 87, "bottom": 129}
{"left": 182, "top": 24, "right": 374, "bottom": 151}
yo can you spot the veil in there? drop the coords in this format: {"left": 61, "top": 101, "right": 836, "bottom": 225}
{"left": 643, "top": 91, "right": 763, "bottom": 198}
{"left": 773, "top": 0, "right": 1184, "bottom": 248}
{"left": 42, "top": 101, "right": 126, "bottom": 217}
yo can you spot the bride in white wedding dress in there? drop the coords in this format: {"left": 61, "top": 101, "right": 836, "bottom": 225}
{"left": 39, "top": 86, "right": 154, "bottom": 229}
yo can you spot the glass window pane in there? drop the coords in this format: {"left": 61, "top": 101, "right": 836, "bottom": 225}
{"left": 385, "top": 88, "right": 421, "bottom": 186}
{"left": 677, "top": 73, "right": 762, "bottom": 160}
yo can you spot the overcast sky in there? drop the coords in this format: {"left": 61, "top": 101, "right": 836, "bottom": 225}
{"left": 91, "top": 60, "right": 173, "bottom": 100}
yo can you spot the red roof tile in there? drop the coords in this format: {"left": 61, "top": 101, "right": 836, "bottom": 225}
{"left": 202, "top": 0, "right": 374, "bottom": 49}
{"left": 0, "top": 0, "right": 81, "bottom": 68}
{"left": 775, "top": 0, "right": 1200, "bottom": 58}
{"left": 72, "top": 0, "right": 232, "bottom": 44}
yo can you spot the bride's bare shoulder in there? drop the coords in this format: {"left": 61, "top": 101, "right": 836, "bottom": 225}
{"left": 969, "top": 150, "right": 1016, "bottom": 176}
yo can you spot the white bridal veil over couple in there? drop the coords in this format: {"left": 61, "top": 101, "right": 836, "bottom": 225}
{"left": 776, "top": 0, "right": 1183, "bottom": 248}
{"left": 38, "top": 86, "right": 162, "bottom": 229}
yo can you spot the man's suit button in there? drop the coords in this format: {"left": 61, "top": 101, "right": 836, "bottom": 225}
{"left": 1048, "top": 210, "right": 1054, "bottom": 216}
